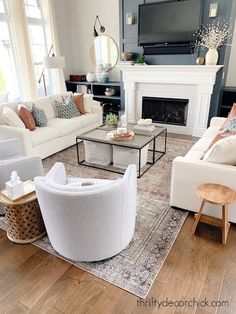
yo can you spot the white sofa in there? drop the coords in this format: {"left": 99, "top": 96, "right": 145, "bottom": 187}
{"left": 34, "top": 162, "right": 137, "bottom": 262}
{"left": 170, "top": 117, "right": 236, "bottom": 223}
{"left": 0, "top": 92, "right": 103, "bottom": 159}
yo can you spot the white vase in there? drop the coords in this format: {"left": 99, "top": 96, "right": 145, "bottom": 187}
{"left": 205, "top": 48, "right": 218, "bottom": 65}
{"left": 86, "top": 72, "right": 96, "bottom": 82}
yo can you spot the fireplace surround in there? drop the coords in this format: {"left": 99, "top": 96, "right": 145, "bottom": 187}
{"left": 119, "top": 65, "right": 222, "bottom": 136}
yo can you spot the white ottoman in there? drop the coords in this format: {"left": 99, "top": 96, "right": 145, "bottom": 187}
{"left": 84, "top": 141, "right": 112, "bottom": 166}
{"left": 112, "top": 144, "right": 149, "bottom": 169}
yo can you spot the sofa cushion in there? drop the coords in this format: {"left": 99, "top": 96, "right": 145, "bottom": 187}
{"left": 54, "top": 94, "right": 80, "bottom": 119}
{"left": 47, "top": 117, "right": 82, "bottom": 136}
{"left": 2, "top": 107, "right": 25, "bottom": 128}
{"left": 75, "top": 113, "right": 99, "bottom": 128}
{"left": 30, "top": 96, "right": 56, "bottom": 119}
{"left": 203, "top": 135, "right": 236, "bottom": 165}
{"left": 202, "top": 126, "right": 220, "bottom": 138}
{"left": 30, "top": 126, "right": 59, "bottom": 147}
{"left": 32, "top": 104, "right": 48, "bottom": 127}
{"left": 191, "top": 137, "right": 213, "bottom": 152}
{"left": 185, "top": 150, "right": 204, "bottom": 160}
{"left": 18, "top": 106, "right": 36, "bottom": 131}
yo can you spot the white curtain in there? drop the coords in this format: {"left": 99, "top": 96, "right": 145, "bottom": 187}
{"left": 42, "top": 0, "right": 66, "bottom": 94}
{"left": 7, "top": 0, "right": 38, "bottom": 100}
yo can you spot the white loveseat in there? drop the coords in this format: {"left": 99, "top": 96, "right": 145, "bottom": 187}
{"left": 0, "top": 92, "right": 103, "bottom": 159}
{"left": 170, "top": 117, "right": 236, "bottom": 223}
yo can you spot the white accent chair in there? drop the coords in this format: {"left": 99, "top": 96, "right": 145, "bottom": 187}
{"left": 34, "top": 162, "right": 137, "bottom": 262}
{"left": 0, "top": 138, "right": 44, "bottom": 214}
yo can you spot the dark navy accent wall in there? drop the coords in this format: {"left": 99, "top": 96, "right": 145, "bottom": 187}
{"left": 119, "top": 0, "right": 236, "bottom": 121}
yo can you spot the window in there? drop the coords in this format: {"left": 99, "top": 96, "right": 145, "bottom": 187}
{"left": 0, "top": 0, "right": 20, "bottom": 102}
{"left": 24, "top": 0, "right": 51, "bottom": 96}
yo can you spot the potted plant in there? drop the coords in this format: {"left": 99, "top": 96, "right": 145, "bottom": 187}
{"left": 134, "top": 55, "right": 146, "bottom": 65}
{"left": 105, "top": 113, "right": 118, "bottom": 128}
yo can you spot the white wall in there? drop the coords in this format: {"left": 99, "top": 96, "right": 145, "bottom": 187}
{"left": 53, "top": 0, "right": 73, "bottom": 80}
{"left": 226, "top": 18, "right": 236, "bottom": 86}
{"left": 54, "top": 0, "right": 120, "bottom": 81}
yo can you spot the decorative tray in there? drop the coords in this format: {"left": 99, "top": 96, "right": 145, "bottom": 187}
{"left": 106, "top": 130, "right": 134, "bottom": 141}
{"left": 1, "top": 180, "right": 35, "bottom": 201}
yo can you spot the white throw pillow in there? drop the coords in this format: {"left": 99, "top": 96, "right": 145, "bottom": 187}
{"left": 83, "top": 94, "right": 93, "bottom": 113}
{"left": 45, "top": 162, "right": 67, "bottom": 185}
{"left": 31, "top": 96, "right": 55, "bottom": 119}
{"left": 2, "top": 107, "right": 25, "bottom": 128}
{"left": 203, "top": 135, "right": 236, "bottom": 165}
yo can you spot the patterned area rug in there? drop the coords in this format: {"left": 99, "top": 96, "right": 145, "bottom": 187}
{"left": 0, "top": 136, "right": 195, "bottom": 298}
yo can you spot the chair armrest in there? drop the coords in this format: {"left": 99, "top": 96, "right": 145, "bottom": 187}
{"left": 0, "top": 138, "right": 20, "bottom": 158}
{"left": 0, "top": 125, "right": 32, "bottom": 156}
{"left": 210, "top": 117, "right": 226, "bottom": 128}
{"left": 0, "top": 155, "right": 44, "bottom": 187}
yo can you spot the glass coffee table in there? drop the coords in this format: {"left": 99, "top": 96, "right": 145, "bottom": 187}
{"left": 76, "top": 124, "right": 167, "bottom": 178}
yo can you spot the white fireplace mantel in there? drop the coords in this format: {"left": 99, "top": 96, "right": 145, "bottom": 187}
{"left": 118, "top": 65, "right": 223, "bottom": 136}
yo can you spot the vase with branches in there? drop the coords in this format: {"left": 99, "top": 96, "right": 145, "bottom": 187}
{"left": 196, "top": 21, "right": 232, "bottom": 65}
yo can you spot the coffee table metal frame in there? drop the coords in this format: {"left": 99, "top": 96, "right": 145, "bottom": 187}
{"left": 76, "top": 127, "right": 167, "bottom": 178}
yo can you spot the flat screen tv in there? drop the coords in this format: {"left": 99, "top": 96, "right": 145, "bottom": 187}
{"left": 138, "top": 0, "right": 202, "bottom": 47}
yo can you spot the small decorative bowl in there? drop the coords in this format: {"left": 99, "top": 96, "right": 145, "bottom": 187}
{"left": 105, "top": 88, "right": 115, "bottom": 97}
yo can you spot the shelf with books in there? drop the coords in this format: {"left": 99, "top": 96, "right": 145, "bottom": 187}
{"left": 65, "top": 80, "right": 122, "bottom": 119}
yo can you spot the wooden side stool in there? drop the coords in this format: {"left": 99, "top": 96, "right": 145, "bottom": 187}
{"left": 0, "top": 191, "right": 46, "bottom": 244}
{"left": 192, "top": 183, "right": 236, "bottom": 244}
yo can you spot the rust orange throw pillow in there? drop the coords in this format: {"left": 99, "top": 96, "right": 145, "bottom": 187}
{"left": 18, "top": 106, "right": 36, "bottom": 131}
{"left": 63, "top": 93, "right": 85, "bottom": 114}
{"left": 74, "top": 93, "right": 85, "bottom": 114}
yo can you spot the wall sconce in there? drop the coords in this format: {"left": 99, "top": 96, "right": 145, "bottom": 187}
{"left": 209, "top": 3, "right": 218, "bottom": 18}
{"left": 93, "top": 15, "right": 105, "bottom": 37}
{"left": 126, "top": 12, "right": 134, "bottom": 25}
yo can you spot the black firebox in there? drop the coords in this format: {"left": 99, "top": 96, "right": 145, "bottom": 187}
{"left": 142, "top": 96, "right": 189, "bottom": 126}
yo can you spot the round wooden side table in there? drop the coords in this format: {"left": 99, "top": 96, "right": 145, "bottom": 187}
{"left": 0, "top": 191, "right": 46, "bottom": 244}
{"left": 192, "top": 183, "right": 236, "bottom": 244}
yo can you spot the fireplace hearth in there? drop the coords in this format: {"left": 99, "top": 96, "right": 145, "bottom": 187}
{"left": 142, "top": 96, "right": 189, "bottom": 126}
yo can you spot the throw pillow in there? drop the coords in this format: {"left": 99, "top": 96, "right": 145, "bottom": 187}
{"left": 63, "top": 93, "right": 85, "bottom": 114}
{"left": 54, "top": 94, "right": 80, "bottom": 119}
{"left": 74, "top": 93, "right": 85, "bottom": 114}
{"left": 2, "top": 107, "right": 25, "bottom": 128}
{"left": 221, "top": 103, "right": 236, "bottom": 129}
{"left": 203, "top": 134, "right": 236, "bottom": 165}
{"left": 222, "top": 117, "right": 236, "bottom": 133}
{"left": 83, "top": 94, "right": 93, "bottom": 113}
{"left": 32, "top": 103, "right": 48, "bottom": 127}
{"left": 18, "top": 106, "right": 36, "bottom": 131}
{"left": 45, "top": 162, "right": 67, "bottom": 185}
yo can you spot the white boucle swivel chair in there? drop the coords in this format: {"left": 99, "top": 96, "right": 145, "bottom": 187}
{"left": 34, "top": 162, "right": 137, "bottom": 262}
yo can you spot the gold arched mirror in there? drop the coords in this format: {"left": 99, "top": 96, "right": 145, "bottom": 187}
{"left": 90, "top": 35, "right": 119, "bottom": 71}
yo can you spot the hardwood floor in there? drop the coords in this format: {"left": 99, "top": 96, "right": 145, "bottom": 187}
{"left": 1, "top": 214, "right": 236, "bottom": 313}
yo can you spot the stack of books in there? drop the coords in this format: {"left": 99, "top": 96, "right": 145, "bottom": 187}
{"left": 119, "top": 61, "right": 134, "bottom": 66}
{"left": 133, "top": 124, "right": 155, "bottom": 135}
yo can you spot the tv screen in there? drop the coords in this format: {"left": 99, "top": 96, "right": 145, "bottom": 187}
{"left": 138, "top": 0, "right": 202, "bottom": 46}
